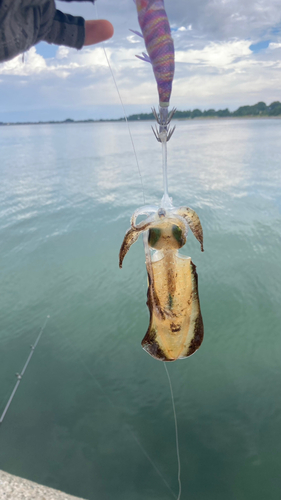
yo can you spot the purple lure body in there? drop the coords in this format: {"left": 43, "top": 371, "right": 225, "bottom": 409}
{"left": 136, "top": 0, "right": 175, "bottom": 107}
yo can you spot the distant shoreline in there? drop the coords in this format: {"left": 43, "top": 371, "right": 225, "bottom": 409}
{"left": 1, "top": 116, "right": 281, "bottom": 127}
{"left": 1, "top": 101, "right": 280, "bottom": 126}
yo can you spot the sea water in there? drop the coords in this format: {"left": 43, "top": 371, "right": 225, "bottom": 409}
{"left": 0, "top": 118, "right": 280, "bottom": 500}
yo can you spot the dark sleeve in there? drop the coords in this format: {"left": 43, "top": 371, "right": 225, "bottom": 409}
{"left": 0, "top": 0, "right": 95, "bottom": 63}
{"left": 42, "top": 9, "right": 85, "bottom": 49}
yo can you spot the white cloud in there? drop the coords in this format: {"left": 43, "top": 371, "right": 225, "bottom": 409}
{"left": 176, "top": 40, "right": 252, "bottom": 67}
{"left": 269, "top": 42, "right": 281, "bottom": 50}
{"left": 0, "top": 40, "right": 253, "bottom": 79}
{"left": 1, "top": 0, "right": 281, "bottom": 121}
{"left": 56, "top": 47, "right": 70, "bottom": 60}
{"left": 126, "top": 35, "right": 141, "bottom": 44}
{"left": 178, "top": 25, "right": 192, "bottom": 32}
{"left": 0, "top": 48, "right": 48, "bottom": 76}
{"left": 0, "top": 46, "right": 113, "bottom": 77}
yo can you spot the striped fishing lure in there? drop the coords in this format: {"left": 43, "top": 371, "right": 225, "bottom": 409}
{"left": 135, "top": 0, "right": 175, "bottom": 107}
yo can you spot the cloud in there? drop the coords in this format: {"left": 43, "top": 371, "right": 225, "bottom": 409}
{"left": 55, "top": 0, "right": 281, "bottom": 43}
{"left": 176, "top": 40, "right": 252, "bottom": 67}
{"left": 269, "top": 42, "right": 281, "bottom": 49}
{"left": 165, "top": 0, "right": 281, "bottom": 40}
{"left": 1, "top": 0, "right": 281, "bottom": 121}
{"left": 179, "top": 25, "right": 192, "bottom": 32}
{"left": 126, "top": 35, "right": 141, "bottom": 44}
{"left": 0, "top": 46, "right": 111, "bottom": 77}
{"left": 0, "top": 48, "right": 48, "bottom": 76}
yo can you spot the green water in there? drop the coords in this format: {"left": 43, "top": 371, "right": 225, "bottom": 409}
{"left": 0, "top": 119, "right": 280, "bottom": 500}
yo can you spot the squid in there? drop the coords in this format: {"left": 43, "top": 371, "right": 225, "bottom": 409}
{"left": 119, "top": 0, "right": 204, "bottom": 361}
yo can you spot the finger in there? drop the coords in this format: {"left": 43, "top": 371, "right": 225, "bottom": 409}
{"left": 84, "top": 20, "right": 114, "bottom": 46}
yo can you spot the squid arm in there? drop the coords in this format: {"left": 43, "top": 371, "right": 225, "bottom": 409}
{"left": 176, "top": 207, "right": 204, "bottom": 252}
{"left": 119, "top": 222, "right": 149, "bottom": 269}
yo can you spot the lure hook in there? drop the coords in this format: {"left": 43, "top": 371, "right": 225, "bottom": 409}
{"left": 151, "top": 107, "right": 176, "bottom": 142}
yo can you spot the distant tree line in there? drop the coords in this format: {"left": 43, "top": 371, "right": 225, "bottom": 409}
{"left": 1, "top": 101, "right": 281, "bottom": 126}
{"left": 126, "top": 101, "right": 281, "bottom": 121}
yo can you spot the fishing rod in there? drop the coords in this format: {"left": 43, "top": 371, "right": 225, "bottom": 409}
{"left": 0, "top": 315, "right": 50, "bottom": 425}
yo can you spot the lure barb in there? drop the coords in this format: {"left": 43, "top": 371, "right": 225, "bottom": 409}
{"left": 151, "top": 107, "right": 176, "bottom": 143}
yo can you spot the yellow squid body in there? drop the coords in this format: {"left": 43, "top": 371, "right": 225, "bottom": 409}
{"left": 119, "top": 207, "right": 204, "bottom": 362}
{"left": 144, "top": 253, "right": 203, "bottom": 361}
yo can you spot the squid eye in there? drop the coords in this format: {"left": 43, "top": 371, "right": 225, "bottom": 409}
{"left": 172, "top": 225, "right": 184, "bottom": 247}
{"left": 148, "top": 228, "right": 161, "bottom": 247}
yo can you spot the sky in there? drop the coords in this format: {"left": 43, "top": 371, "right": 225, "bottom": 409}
{"left": 0, "top": 0, "right": 281, "bottom": 122}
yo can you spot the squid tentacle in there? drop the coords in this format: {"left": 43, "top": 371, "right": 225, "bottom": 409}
{"left": 130, "top": 205, "right": 158, "bottom": 228}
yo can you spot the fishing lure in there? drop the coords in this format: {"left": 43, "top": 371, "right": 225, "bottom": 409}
{"left": 132, "top": 0, "right": 175, "bottom": 107}
{"left": 120, "top": 0, "right": 204, "bottom": 361}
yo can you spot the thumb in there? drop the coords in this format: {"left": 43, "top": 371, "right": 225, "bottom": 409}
{"left": 84, "top": 20, "right": 114, "bottom": 46}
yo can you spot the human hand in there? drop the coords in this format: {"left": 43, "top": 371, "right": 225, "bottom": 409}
{"left": 0, "top": 0, "right": 114, "bottom": 63}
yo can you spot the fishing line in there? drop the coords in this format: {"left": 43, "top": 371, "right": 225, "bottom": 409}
{"left": 92, "top": 3, "right": 181, "bottom": 498}
{"left": 164, "top": 363, "right": 182, "bottom": 500}
{"left": 129, "top": 432, "right": 177, "bottom": 499}
{"left": 57, "top": 324, "right": 176, "bottom": 499}
{"left": 0, "top": 315, "right": 50, "bottom": 425}
{"left": 94, "top": 2, "right": 146, "bottom": 205}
